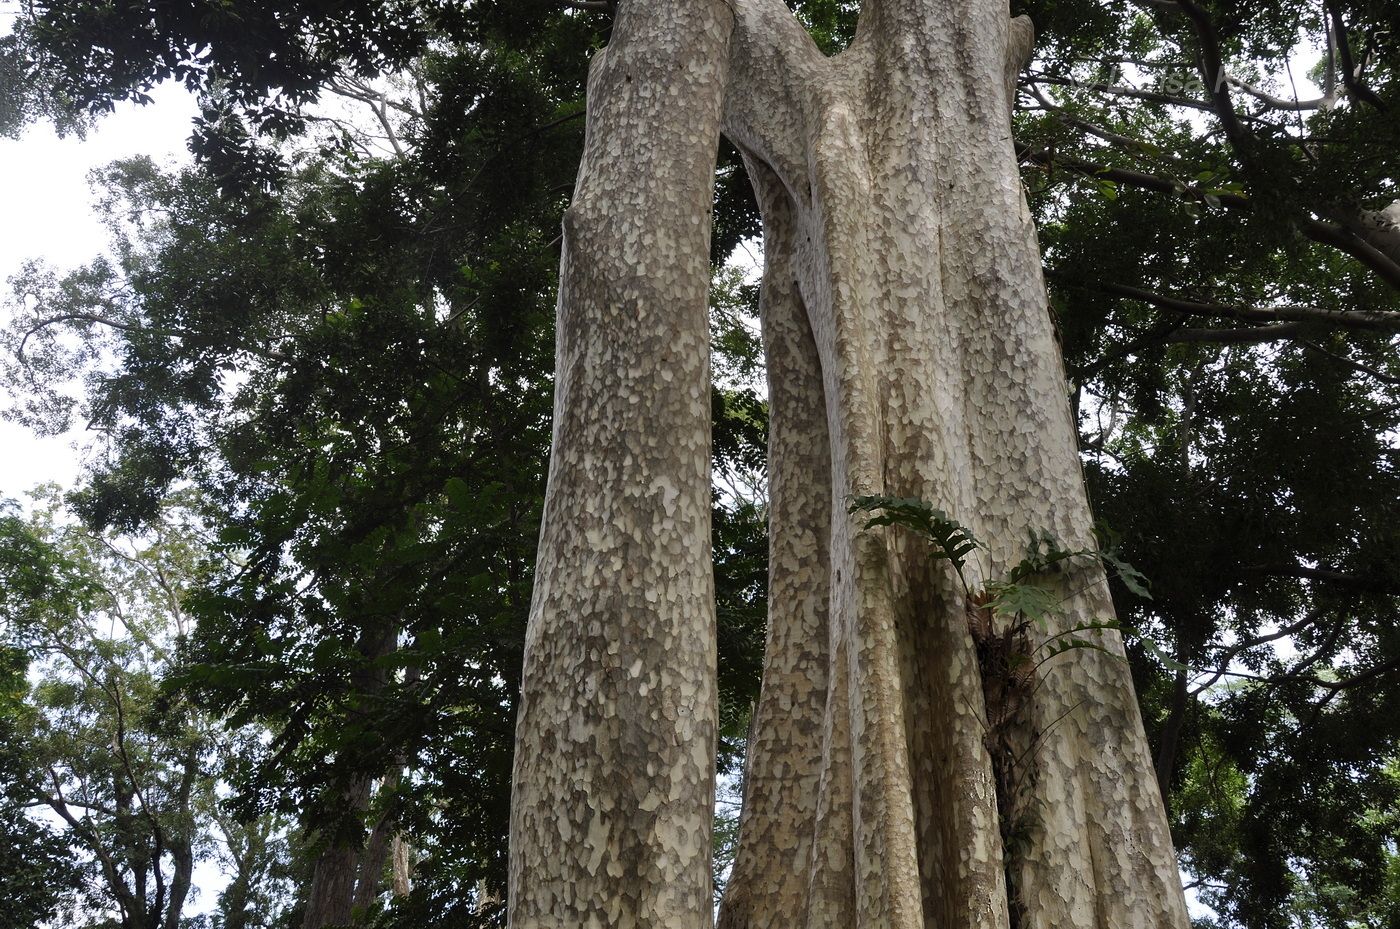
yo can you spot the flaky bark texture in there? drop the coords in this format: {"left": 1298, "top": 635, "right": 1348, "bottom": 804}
{"left": 507, "top": 2, "right": 732, "bottom": 927}
{"left": 510, "top": 1, "right": 1189, "bottom": 927}
{"left": 718, "top": 2, "right": 1189, "bottom": 927}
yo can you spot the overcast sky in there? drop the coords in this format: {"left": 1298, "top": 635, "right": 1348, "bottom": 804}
{"left": 0, "top": 82, "right": 199, "bottom": 504}
{"left": 0, "top": 72, "right": 244, "bottom": 915}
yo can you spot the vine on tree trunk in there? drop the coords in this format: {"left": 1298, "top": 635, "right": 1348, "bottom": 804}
{"left": 849, "top": 497, "right": 1181, "bottom": 926}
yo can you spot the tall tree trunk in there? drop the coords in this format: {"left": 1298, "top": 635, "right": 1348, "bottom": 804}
{"left": 302, "top": 776, "right": 372, "bottom": 929}
{"left": 718, "top": 1, "right": 1189, "bottom": 926}
{"left": 303, "top": 623, "right": 400, "bottom": 928}
{"left": 510, "top": 1, "right": 1189, "bottom": 927}
{"left": 506, "top": 2, "right": 733, "bottom": 927}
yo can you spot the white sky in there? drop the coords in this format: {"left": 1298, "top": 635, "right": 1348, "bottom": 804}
{"left": 0, "top": 82, "right": 199, "bottom": 503}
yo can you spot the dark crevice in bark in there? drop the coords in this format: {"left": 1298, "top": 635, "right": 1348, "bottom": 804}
{"left": 967, "top": 594, "right": 1038, "bottom": 929}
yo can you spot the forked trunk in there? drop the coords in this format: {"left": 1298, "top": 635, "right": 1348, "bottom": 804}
{"left": 509, "top": 1, "right": 1189, "bottom": 927}
{"left": 719, "top": 2, "right": 1188, "bottom": 926}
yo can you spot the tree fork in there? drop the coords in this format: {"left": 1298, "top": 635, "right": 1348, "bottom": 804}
{"left": 717, "top": 0, "right": 1190, "bottom": 926}
{"left": 510, "top": 0, "right": 1191, "bottom": 926}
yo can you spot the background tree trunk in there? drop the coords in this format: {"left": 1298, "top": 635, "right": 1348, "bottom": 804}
{"left": 390, "top": 834, "right": 412, "bottom": 897}
{"left": 303, "top": 624, "right": 400, "bottom": 928}
{"left": 506, "top": 2, "right": 733, "bottom": 926}
{"left": 302, "top": 777, "right": 370, "bottom": 929}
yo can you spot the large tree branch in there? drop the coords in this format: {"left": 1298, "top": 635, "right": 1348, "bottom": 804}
{"left": 1192, "top": 653, "right": 1399, "bottom": 694}
{"left": 17, "top": 311, "right": 149, "bottom": 363}
{"left": 1298, "top": 339, "right": 1400, "bottom": 385}
{"left": 1028, "top": 85, "right": 1186, "bottom": 165}
{"left": 1227, "top": 76, "right": 1333, "bottom": 112}
{"left": 1058, "top": 277, "right": 1400, "bottom": 333}
{"left": 1169, "top": 0, "right": 1251, "bottom": 150}
{"left": 1309, "top": 654, "right": 1400, "bottom": 691}
{"left": 16, "top": 309, "right": 291, "bottom": 364}
{"left": 1189, "top": 611, "right": 1326, "bottom": 695}
{"left": 327, "top": 79, "right": 409, "bottom": 158}
{"left": 1168, "top": 324, "right": 1309, "bottom": 343}
{"left": 1325, "top": 0, "right": 1385, "bottom": 110}
{"left": 1027, "top": 72, "right": 1222, "bottom": 113}
{"left": 1300, "top": 217, "right": 1400, "bottom": 291}
{"left": 1239, "top": 563, "right": 1399, "bottom": 593}
{"left": 1021, "top": 148, "right": 1400, "bottom": 291}
{"left": 1108, "top": 0, "right": 1336, "bottom": 112}
{"left": 1332, "top": 202, "right": 1400, "bottom": 269}
{"left": 722, "top": 0, "right": 824, "bottom": 191}
{"left": 46, "top": 771, "right": 146, "bottom": 924}
{"left": 43, "top": 634, "right": 175, "bottom": 921}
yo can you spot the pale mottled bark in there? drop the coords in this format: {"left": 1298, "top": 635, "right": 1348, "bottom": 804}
{"left": 717, "top": 1, "right": 1190, "bottom": 927}
{"left": 506, "top": 2, "right": 733, "bottom": 927}
{"left": 718, "top": 158, "right": 836, "bottom": 929}
{"left": 1348, "top": 201, "right": 1400, "bottom": 268}
{"left": 511, "top": 0, "right": 1188, "bottom": 927}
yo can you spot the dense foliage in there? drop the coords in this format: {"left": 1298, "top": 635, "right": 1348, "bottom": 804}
{"left": 1, "top": 0, "right": 1396, "bottom": 926}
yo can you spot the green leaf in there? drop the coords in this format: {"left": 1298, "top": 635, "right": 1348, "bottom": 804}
{"left": 849, "top": 496, "right": 983, "bottom": 588}
{"left": 1044, "top": 638, "right": 1116, "bottom": 660}
{"left": 985, "top": 581, "right": 1062, "bottom": 625}
{"left": 1131, "top": 630, "right": 1188, "bottom": 672}
{"left": 444, "top": 477, "right": 473, "bottom": 511}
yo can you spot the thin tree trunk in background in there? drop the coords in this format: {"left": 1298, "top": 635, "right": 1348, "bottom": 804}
{"left": 391, "top": 834, "right": 412, "bottom": 897}
{"left": 161, "top": 742, "right": 200, "bottom": 929}
{"left": 302, "top": 775, "right": 372, "bottom": 929}
{"left": 304, "top": 623, "right": 399, "bottom": 928}
{"left": 1155, "top": 669, "right": 1191, "bottom": 814}
{"left": 506, "top": 2, "right": 733, "bottom": 927}
{"left": 352, "top": 771, "right": 403, "bottom": 913}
